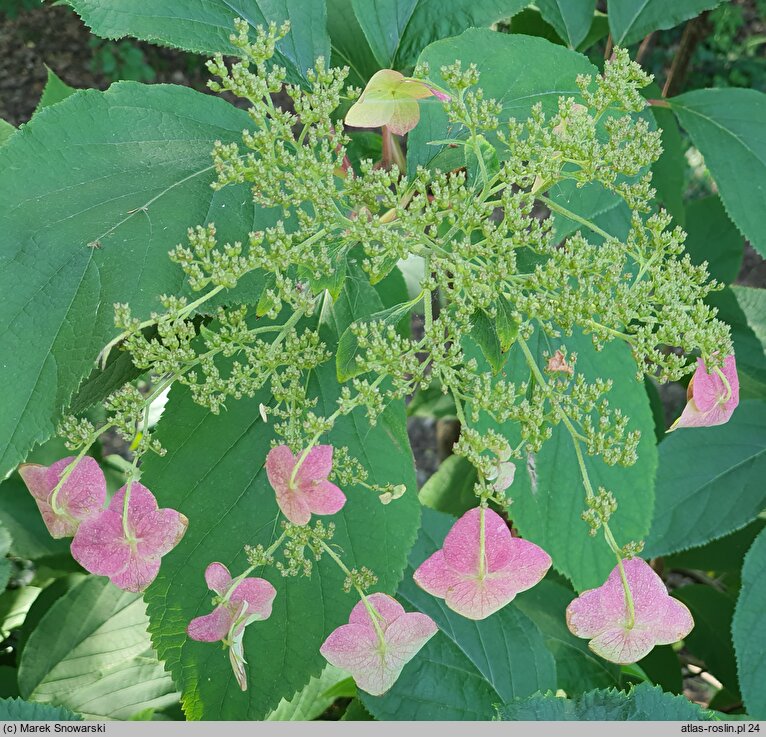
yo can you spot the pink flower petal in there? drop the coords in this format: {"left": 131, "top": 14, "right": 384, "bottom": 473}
{"left": 442, "top": 508, "right": 514, "bottom": 574}
{"left": 672, "top": 354, "right": 739, "bottom": 430}
{"left": 319, "top": 622, "right": 379, "bottom": 674}
{"left": 349, "top": 593, "right": 404, "bottom": 630}
{"left": 231, "top": 578, "right": 277, "bottom": 622}
{"left": 566, "top": 558, "right": 694, "bottom": 664}
{"left": 296, "top": 445, "right": 333, "bottom": 487}
{"left": 134, "top": 506, "right": 188, "bottom": 559}
{"left": 274, "top": 486, "right": 312, "bottom": 526}
{"left": 412, "top": 550, "right": 459, "bottom": 599}
{"left": 110, "top": 556, "right": 161, "bottom": 593}
{"left": 265, "top": 445, "right": 295, "bottom": 493}
{"left": 188, "top": 606, "right": 235, "bottom": 642}
{"left": 307, "top": 480, "right": 346, "bottom": 516}
{"left": 19, "top": 457, "right": 106, "bottom": 539}
{"left": 70, "top": 509, "right": 131, "bottom": 577}
{"left": 205, "top": 562, "right": 233, "bottom": 595}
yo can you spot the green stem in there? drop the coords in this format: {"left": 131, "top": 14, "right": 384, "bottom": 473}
{"left": 538, "top": 195, "right": 614, "bottom": 242}
{"left": 714, "top": 366, "right": 732, "bottom": 402}
{"left": 517, "top": 336, "right": 635, "bottom": 627}
{"left": 220, "top": 531, "right": 288, "bottom": 606}
{"left": 318, "top": 539, "right": 386, "bottom": 647}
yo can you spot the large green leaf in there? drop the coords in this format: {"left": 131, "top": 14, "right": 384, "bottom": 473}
{"left": 67, "top": 0, "right": 329, "bottom": 85}
{"left": 35, "top": 67, "right": 77, "bottom": 113}
{"left": 501, "top": 331, "right": 657, "bottom": 591}
{"left": 733, "top": 286, "right": 766, "bottom": 353}
{"left": 0, "top": 697, "right": 81, "bottom": 721}
{"left": 0, "top": 119, "right": 15, "bottom": 147}
{"left": 351, "top": 0, "right": 529, "bottom": 72}
{"left": 669, "top": 88, "right": 766, "bottom": 260}
{"left": 143, "top": 280, "right": 420, "bottom": 720}
{"left": 733, "top": 528, "right": 766, "bottom": 719}
{"left": 607, "top": 0, "right": 722, "bottom": 46}
{"left": 537, "top": 0, "right": 596, "bottom": 48}
{"left": 0, "top": 82, "right": 261, "bottom": 479}
{"left": 684, "top": 196, "right": 744, "bottom": 284}
{"left": 266, "top": 665, "right": 347, "bottom": 721}
{"left": 408, "top": 29, "right": 598, "bottom": 175}
{"left": 326, "top": 0, "right": 378, "bottom": 88}
{"left": 498, "top": 682, "right": 716, "bottom": 720}
{"left": 361, "top": 508, "right": 556, "bottom": 719}
{"left": 646, "top": 401, "right": 766, "bottom": 557}
{"left": 0, "top": 521, "right": 12, "bottom": 593}
{"left": 17, "top": 577, "right": 178, "bottom": 720}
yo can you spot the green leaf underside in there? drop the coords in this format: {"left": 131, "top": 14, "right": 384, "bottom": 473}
{"left": 684, "top": 196, "right": 743, "bottom": 284}
{"left": 66, "top": 0, "right": 329, "bottom": 85}
{"left": 646, "top": 400, "right": 766, "bottom": 558}
{"left": 143, "top": 278, "right": 420, "bottom": 720}
{"left": 495, "top": 330, "right": 657, "bottom": 592}
{"left": 17, "top": 577, "right": 178, "bottom": 720}
{"left": 607, "top": 0, "right": 723, "bottom": 46}
{"left": 361, "top": 508, "right": 556, "bottom": 720}
{"left": 0, "top": 82, "right": 263, "bottom": 479}
{"left": 498, "top": 682, "right": 717, "bottom": 720}
{"left": 670, "top": 88, "right": 766, "bottom": 260}
{"left": 733, "top": 528, "right": 766, "bottom": 719}
{"left": 0, "top": 698, "right": 81, "bottom": 721}
{"left": 266, "top": 665, "right": 348, "bottom": 721}
{"left": 36, "top": 67, "right": 77, "bottom": 113}
{"left": 351, "top": 0, "right": 530, "bottom": 72}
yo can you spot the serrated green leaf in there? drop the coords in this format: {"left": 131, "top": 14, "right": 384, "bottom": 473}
{"left": 669, "top": 88, "right": 766, "bottom": 260}
{"left": 0, "top": 697, "right": 81, "bottom": 721}
{"left": 733, "top": 527, "right": 766, "bottom": 719}
{"left": 0, "top": 587, "right": 41, "bottom": 641}
{"left": 0, "top": 82, "right": 267, "bottom": 480}
{"left": 0, "top": 118, "right": 15, "bottom": 147}
{"left": 351, "top": 0, "right": 529, "bottom": 71}
{"left": 608, "top": 0, "right": 723, "bottom": 46}
{"left": 646, "top": 401, "right": 766, "bottom": 558}
{"left": 515, "top": 579, "right": 620, "bottom": 694}
{"left": 36, "top": 66, "right": 76, "bottom": 113}
{"left": 497, "top": 330, "right": 657, "bottom": 591}
{"left": 66, "top": 0, "right": 329, "bottom": 86}
{"left": 361, "top": 508, "right": 556, "bottom": 720}
{"left": 637, "top": 645, "right": 682, "bottom": 695}
{"left": 469, "top": 309, "right": 504, "bottom": 374}
{"left": 733, "top": 286, "right": 766, "bottom": 352}
{"left": 498, "top": 682, "right": 717, "bottom": 720}
{"left": 143, "top": 278, "right": 419, "bottom": 720}
{"left": 537, "top": 0, "right": 596, "bottom": 48}
{"left": 18, "top": 577, "right": 178, "bottom": 720}
{"left": 685, "top": 196, "right": 744, "bottom": 284}
{"left": 266, "top": 665, "right": 347, "bottom": 721}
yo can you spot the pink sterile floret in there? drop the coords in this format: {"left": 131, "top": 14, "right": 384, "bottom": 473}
{"left": 265, "top": 445, "right": 346, "bottom": 526}
{"left": 671, "top": 354, "right": 739, "bottom": 430}
{"left": 566, "top": 557, "right": 694, "bottom": 664}
{"left": 187, "top": 562, "right": 277, "bottom": 642}
{"left": 320, "top": 593, "right": 437, "bottom": 696}
{"left": 413, "top": 507, "right": 552, "bottom": 620}
{"left": 19, "top": 456, "right": 106, "bottom": 539}
{"left": 70, "top": 481, "right": 188, "bottom": 593}
{"left": 187, "top": 562, "right": 277, "bottom": 690}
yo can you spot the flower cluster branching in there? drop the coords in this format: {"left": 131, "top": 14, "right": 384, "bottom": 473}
{"left": 61, "top": 22, "right": 732, "bottom": 613}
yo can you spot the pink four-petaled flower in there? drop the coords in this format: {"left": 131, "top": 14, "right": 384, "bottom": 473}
{"left": 566, "top": 557, "right": 694, "bottom": 664}
{"left": 670, "top": 354, "right": 739, "bottom": 430}
{"left": 413, "top": 507, "right": 551, "bottom": 620}
{"left": 71, "top": 481, "right": 188, "bottom": 593}
{"left": 265, "top": 445, "right": 346, "bottom": 526}
{"left": 187, "top": 562, "right": 277, "bottom": 691}
{"left": 19, "top": 456, "right": 106, "bottom": 539}
{"left": 320, "top": 593, "right": 437, "bottom": 696}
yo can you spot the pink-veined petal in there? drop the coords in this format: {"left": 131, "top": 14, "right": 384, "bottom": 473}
{"left": 134, "top": 507, "right": 188, "bottom": 559}
{"left": 588, "top": 626, "right": 658, "bottom": 664}
{"left": 349, "top": 592, "right": 404, "bottom": 630}
{"left": 265, "top": 445, "right": 296, "bottom": 494}
{"left": 18, "top": 463, "right": 50, "bottom": 503}
{"left": 386, "top": 99, "right": 421, "bottom": 136}
{"left": 274, "top": 485, "right": 312, "bottom": 526}
{"left": 70, "top": 510, "right": 131, "bottom": 577}
{"left": 231, "top": 578, "right": 277, "bottom": 622}
{"left": 644, "top": 595, "right": 694, "bottom": 645}
{"left": 205, "top": 562, "right": 233, "bottom": 595}
{"left": 306, "top": 480, "right": 346, "bottom": 517}
{"left": 442, "top": 507, "right": 514, "bottom": 575}
{"left": 295, "top": 445, "right": 333, "bottom": 487}
{"left": 110, "top": 555, "right": 161, "bottom": 593}
{"left": 53, "top": 456, "right": 107, "bottom": 523}
{"left": 188, "top": 606, "right": 234, "bottom": 642}
{"left": 413, "top": 550, "right": 461, "bottom": 599}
